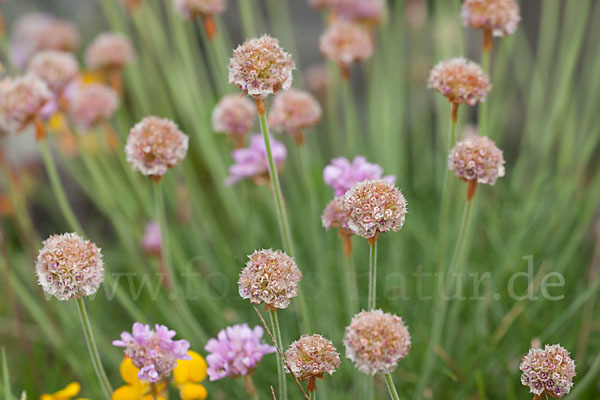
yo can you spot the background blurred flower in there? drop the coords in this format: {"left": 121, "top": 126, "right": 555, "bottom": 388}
{"left": 268, "top": 88, "right": 322, "bottom": 143}
{"left": 85, "top": 32, "right": 135, "bottom": 72}
{"left": 319, "top": 20, "right": 373, "bottom": 78}
{"left": 323, "top": 155, "right": 395, "bottom": 196}
{"left": 27, "top": 50, "right": 79, "bottom": 95}
{"left": 173, "top": 350, "right": 208, "bottom": 400}
{"left": 68, "top": 83, "right": 119, "bottom": 130}
{"left": 212, "top": 94, "right": 256, "bottom": 147}
{"left": 40, "top": 382, "right": 88, "bottom": 400}
{"left": 225, "top": 133, "right": 287, "bottom": 185}
{"left": 461, "top": 0, "right": 520, "bottom": 37}
{"left": 141, "top": 221, "right": 162, "bottom": 256}
{"left": 0, "top": 75, "right": 52, "bottom": 135}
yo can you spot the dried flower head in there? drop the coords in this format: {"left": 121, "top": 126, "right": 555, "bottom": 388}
{"left": 324, "top": 156, "right": 395, "bottom": 196}
{"left": 205, "top": 323, "right": 275, "bottom": 381}
{"left": 113, "top": 322, "right": 191, "bottom": 383}
{"left": 68, "top": 83, "right": 119, "bottom": 130}
{"left": 322, "top": 196, "right": 351, "bottom": 233}
{"left": 85, "top": 33, "right": 135, "bottom": 71}
{"left": 212, "top": 94, "right": 256, "bottom": 141}
{"left": 319, "top": 20, "right": 374, "bottom": 71}
{"left": 228, "top": 35, "right": 295, "bottom": 99}
{"left": 344, "top": 310, "right": 411, "bottom": 375}
{"left": 225, "top": 133, "right": 287, "bottom": 185}
{"left": 268, "top": 89, "right": 322, "bottom": 140}
{"left": 448, "top": 134, "right": 505, "bottom": 185}
{"left": 428, "top": 58, "right": 491, "bottom": 106}
{"left": 0, "top": 75, "right": 52, "bottom": 130}
{"left": 238, "top": 249, "right": 302, "bottom": 310}
{"left": 520, "top": 344, "right": 576, "bottom": 398}
{"left": 285, "top": 334, "right": 340, "bottom": 392}
{"left": 10, "top": 13, "right": 80, "bottom": 69}
{"left": 343, "top": 179, "right": 407, "bottom": 239}
{"left": 125, "top": 116, "right": 189, "bottom": 178}
{"left": 173, "top": 0, "right": 226, "bottom": 18}
{"left": 35, "top": 233, "right": 104, "bottom": 301}
{"left": 462, "top": 0, "right": 520, "bottom": 37}
{"left": 27, "top": 50, "right": 79, "bottom": 94}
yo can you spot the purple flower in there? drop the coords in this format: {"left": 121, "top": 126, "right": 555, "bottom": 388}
{"left": 141, "top": 221, "right": 162, "bottom": 256}
{"left": 323, "top": 156, "right": 395, "bottom": 196}
{"left": 113, "top": 322, "right": 191, "bottom": 382}
{"left": 204, "top": 323, "right": 276, "bottom": 381}
{"left": 225, "top": 134, "right": 287, "bottom": 185}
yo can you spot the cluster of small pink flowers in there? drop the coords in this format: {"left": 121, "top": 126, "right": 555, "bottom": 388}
{"left": 27, "top": 50, "right": 79, "bottom": 94}
{"left": 520, "top": 344, "right": 575, "bottom": 398}
{"left": 428, "top": 58, "right": 491, "bottom": 106}
{"left": 332, "top": 0, "right": 386, "bottom": 24}
{"left": 343, "top": 179, "right": 407, "bottom": 239}
{"left": 68, "top": 83, "right": 119, "bottom": 130}
{"left": 35, "top": 233, "right": 104, "bottom": 301}
{"left": 0, "top": 75, "right": 52, "bottom": 129}
{"left": 461, "top": 0, "right": 520, "bottom": 37}
{"left": 238, "top": 249, "right": 302, "bottom": 310}
{"left": 85, "top": 32, "right": 135, "bottom": 71}
{"left": 141, "top": 221, "right": 162, "bottom": 256}
{"left": 125, "top": 116, "right": 189, "bottom": 178}
{"left": 324, "top": 156, "right": 395, "bottom": 196}
{"left": 268, "top": 89, "right": 322, "bottom": 138}
{"left": 113, "top": 322, "right": 191, "bottom": 383}
{"left": 228, "top": 35, "right": 295, "bottom": 99}
{"left": 10, "top": 13, "right": 80, "bottom": 68}
{"left": 343, "top": 310, "right": 411, "bottom": 375}
{"left": 211, "top": 94, "right": 256, "bottom": 139}
{"left": 321, "top": 196, "right": 351, "bottom": 234}
{"left": 173, "top": 0, "right": 226, "bottom": 18}
{"left": 448, "top": 134, "right": 505, "bottom": 185}
{"left": 204, "top": 323, "right": 275, "bottom": 381}
{"left": 225, "top": 134, "right": 287, "bottom": 185}
{"left": 319, "top": 20, "right": 374, "bottom": 68}
{"left": 285, "top": 334, "right": 340, "bottom": 385}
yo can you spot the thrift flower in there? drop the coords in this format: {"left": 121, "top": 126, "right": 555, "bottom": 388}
{"left": 27, "top": 50, "right": 79, "bottom": 95}
{"left": 428, "top": 58, "right": 491, "bottom": 107}
{"left": 212, "top": 94, "right": 256, "bottom": 147}
{"left": 41, "top": 382, "right": 87, "bottom": 400}
{"left": 173, "top": 351, "right": 208, "bottom": 400}
{"left": 285, "top": 334, "right": 340, "bottom": 392}
{"left": 462, "top": 0, "right": 520, "bottom": 38}
{"left": 35, "top": 233, "right": 104, "bottom": 301}
{"left": 319, "top": 20, "right": 374, "bottom": 79}
{"left": 323, "top": 155, "right": 395, "bottom": 196}
{"left": 113, "top": 322, "right": 191, "bottom": 383}
{"left": 225, "top": 133, "right": 287, "bottom": 185}
{"left": 173, "top": 0, "right": 225, "bottom": 39}
{"left": 0, "top": 75, "right": 52, "bottom": 138}
{"left": 68, "top": 83, "right": 119, "bottom": 130}
{"left": 344, "top": 310, "right": 411, "bottom": 375}
{"left": 238, "top": 249, "right": 302, "bottom": 311}
{"left": 268, "top": 89, "right": 322, "bottom": 144}
{"left": 85, "top": 33, "right": 135, "bottom": 72}
{"left": 330, "top": 0, "right": 386, "bottom": 26}
{"left": 205, "top": 323, "right": 276, "bottom": 380}
{"left": 322, "top": 196, "right": 354, "bottom": 257}
{"left": 141, "top": 221, "right": 162, "bottom": 256}
{"left": 125, "top": 116, "right": 189, "bottom": 179}
{"left": 520, "top": 344, "right": 575, "bottom": 398}
{"left": 113, "top": 357, "right": 167, "bottom": 400}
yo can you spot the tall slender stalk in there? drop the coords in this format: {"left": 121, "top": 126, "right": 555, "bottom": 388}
{"left": 270, "top": 310, "right": 288, "bottom": 400}
{"left": 367, "top": 241, "right": 378, "bottom": 310}
{"left": 384, "top": 373, "right": 400, "bottom": 400}
{"left": 479, "top": 50, "right": 491, "bottom": 136}
{"left": 309, "top": 390, "right": 317, "bottom": 400}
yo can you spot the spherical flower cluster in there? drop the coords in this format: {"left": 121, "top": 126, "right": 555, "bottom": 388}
{"left": 10, "top": 13, "right": 80, "bottom": 69}
{"left": 125, "top": 116, "right": 189, "bottom": 178}
{"left": 68, "top": 83, "right": 119, "bottom": 130}
{"left": 0, "top": 75, "right": 52, "bottom": 129}
{"left": 85, "top": 33, "right": 135, "bottom": 71}
{"left": 204, "top": 324, "right": 275, "bottom": 381}
{"left": 285, "top": 334, "right": 340, "bottom": 391}
{"left": 428, "top": 58, "right": 491, "bottom": 106}
{"left": 520, "top": 344, "right": 576, "bottom": 398}
{"left": 27, "top": 50, "right": 79, "bottom": 94}
{"left": 212, "top": 94, "right": 256, "bottom": 140}
{"left": 268, "top": 89, "right": 322, "bottom": 139}
{"left": 461, "top": 0, "right": 520, "bottom": 37}
{"left": 228, "top": 35, "right": 295, "bottom": 99}
{"left": 319, "top": 20, "right": 374, "bottom": 69}
{"left": 448, "top": 134, "right": 505, "bottom": 185}
{"left": 238, "top": 249, "right": 302, "bottom": 310}
{"left": 173, "top": 0, "right": 226, "bottom": 18}
{"left": 35, "top": 233, "right": 104, "bottom": 301}
{"left": 344, "top": 310, "right": 411, "bottom": 375}
{"left": 322, "top": 196, "right": 351, "bottom": 234}
{"left": 225, "top": 134, "right": 287, "bottom": 185}
{"left": 113, "top": 322, "right": 191, "bottom": 383}
{"left": 324, "top": 156, "right": 395, "bottom": 196}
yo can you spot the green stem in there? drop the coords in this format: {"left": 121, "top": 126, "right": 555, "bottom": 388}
{"left": 270, "top": 310, "right": 287, "bottom": 400}
{"left": 39, "top": 140, "right": 84, "bottom": 234}
{"left": 341, "top": 79, "right": 358, "bottom": 154}
{"left": 479, "top": 49, "right": 490, "bottom": 136}
{"left": 242, "top": 374, "right": 259, "bottom": 400}
{"left": 368, "top": 240, "right": 378, "bottom": 310}
{"left": 76, "top": 298, "right": 112, "bottom": 400}
{"left": 309, "top": 390, "right": 317, "bottom": 400}
{"left": 384, "top": 373, "right": 400, "bottom": 400}
{"left": 343, "top": 252, "right": 359, "bottom": 320}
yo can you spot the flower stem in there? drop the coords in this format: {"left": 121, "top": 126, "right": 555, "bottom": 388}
{"left": 76, "top": 298, "right": 112, "bottom": 400}
{"left": 479, "top": 49, "right": 490, "bottom": 136}
{"left": 309, "top": 390, "right": 317, "bottom": 400}
{"left": 343, "top": 251, "right": 359, "bottom": 320}
{"left": 368, "top": 240, "right": 378, "bottom": 310}
{"left": 270, "top": 310, "right": 288, "bottom": 400}
{"left": 383, "top": 373, "right": 400, "bottom": 400}
{"left": 242, "top": 375, "right": 259, "bottom": 400}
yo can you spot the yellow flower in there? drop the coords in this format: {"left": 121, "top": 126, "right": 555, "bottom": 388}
{"left": 173, "top": 351, "right": 208, "bottom": 400}
{"left": 40, "top": 382, "right": 88, "bottom": 400}
{"left": 112, "top": 358, "right": 166, "bottom": 400}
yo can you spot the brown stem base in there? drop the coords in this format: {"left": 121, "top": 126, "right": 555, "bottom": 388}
{"left": 466, "top": 180, "right": 478, "bottom": 202}
{"left": 482, "top": 29, "right": 493, "bottom": 53}
{"left": 202, "top": 13, "right": 217, "bottom": 39}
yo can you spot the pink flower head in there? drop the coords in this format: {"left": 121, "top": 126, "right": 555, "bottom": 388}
{"left": 428, "top": 58, "right": 491, "bottom": 106}
{"left": 27, "top": 50, "right": 79, "bottom": 94}
{"left": 321, "top": 196, "right": 351, "bottom": 234}
{"left": 0, "top": 75, "right": 52, "bottom": 130}
{"left": 113, "top": 322, "right": 191, "bottom": 383}
{"left": 448, "top": 134, "right": 505, "bottom": 185}
{"left": 319, "top": 20, "right": 374, "bottom": 68}
{"left": 225, "top": 134, "right": 287, "bottom": 185}
{"left": 323, "top": 156, "right": 395, "bottom": 196}
{"left": 462, "top": 0, "right": 520, "bottom": 37}
{"left": 173, "top": 0, "right": 227, "bottom": 18}
{"left": 330, "top": 0, "right": 386, "bottom": 25}
{"left": 520, "top": 344, "right": 575, "bottom": 398}
{"left": 285, "top": 334, "right": 340, "bottom": 391}
{"left": 141, "top": 222, "right": 162, "bottom": 256}
{"left": 205, "top": 323, "right": 275, "bottom": 381}
{"left": 68, "top": 83, "right": 119, "bottom": 130}
{"left": 268, "top": 89, "right": 322, "bottom": 139}
{"left": 212, "top": 94, "right": 256, "bottom": 139}
{"left": 85, "top": 32, "right": 135, "bottom": 71}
